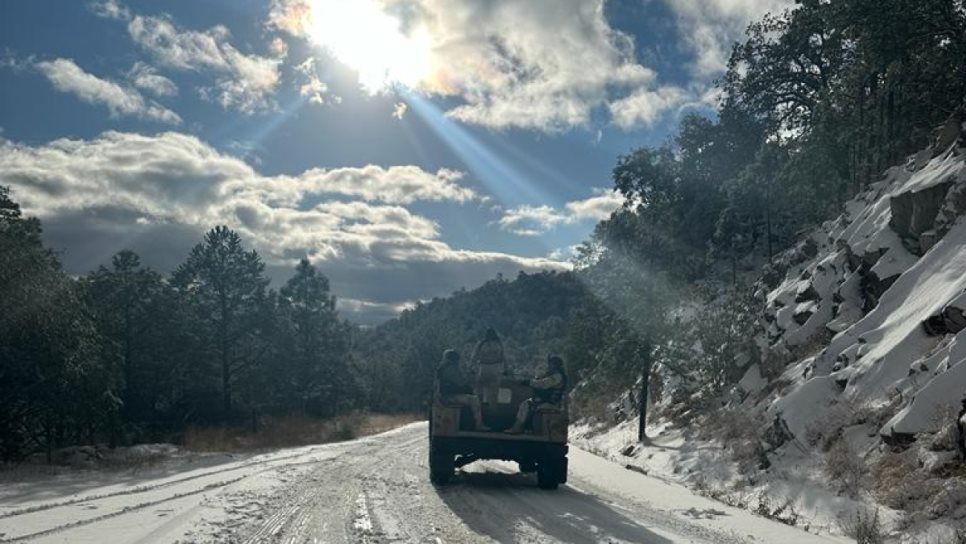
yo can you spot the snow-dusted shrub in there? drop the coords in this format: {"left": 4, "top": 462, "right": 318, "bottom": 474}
{"left": 924, "top": 407, "right": 961, "bottom": 453}
{"left": 838, "top": 507, "right": 885, "bottom": 544}
{"left": 754, "top": 493, "right": 801, "bottom": 527}
{"left": 703, "top": 408, "right": 769, "bottom": 474}
{"left": 850, "top": 391, "right": 905, "bottom": 431}
{"left": 871, "top": 448, "right": 941, "bottom": 511}
{"left": 825, "top": 439, "right": 866, "bottom": 498}
{"left": 805, "top": 401, "right": 852, "bottom": 451}
{"left": 943, "top": 528, "right": 966, "bottom": 544}
{"left": 927, "top": 479, "right": 966, "bottom": 520}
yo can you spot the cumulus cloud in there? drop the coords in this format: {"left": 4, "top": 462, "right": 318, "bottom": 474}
{"left": 664, "top": 0, "right": 790, "bottom": 78}
{"left": 93, "top": 1, "right": 281, "bottom": 113}
{"left": 497, "top": 205, "right": 565, "bottom": 237}
{"left": 498, "top": 189, "right": 624, "bottom": 236}
{"left": 0, "top": 131, "right": 478, "bottom": 218}
{"left": 608, "top": 86, "right": 688, "bottom": 130}
{"left": 269, "top": 0, "right": 663, "bottom": 131}
{"left": 127, "top": 61, "right": 178, "bottom": 97}
{"left": 563, "top": 189, "right": 626, "bottom": 222}
{"left": 35, "top": 58, "right": 181, "bottom": 124}
{"left": 0, "top": 131, "right": 564, "bottom": 320}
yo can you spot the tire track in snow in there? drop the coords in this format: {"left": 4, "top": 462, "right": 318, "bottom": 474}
{"left": 0, "top": 443, "right": 347, "bottom": 521}
{"left": 0, "top": 475, "right": 248, "bottom": 543}
{"left": 237, "top": 432, "right": 426, "bottom": 544}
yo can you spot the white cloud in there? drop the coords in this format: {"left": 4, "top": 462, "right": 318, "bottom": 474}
{"left": 392, "top": 102, "right": 408, "bottom": 120}
{"left": 123, "top": 9, "right": 280, "bottom": 113}
{"left": 35, "top": 58, "right": 181, "bottom": 124}
{"left": 294, "top": 57, "right": 338, "bottom": 105}
{"left": 564, "top": 189, "right": 625, "bottom": 221}
{"left": 497, "top": 205, "right": 566, "bottom": 236}
{"left": 127, "top": 61, "right": 178, "bottom": 97}
{"left": 0, "top": 131, "right": 565, "bottom": 319}
{"left": 268, "top": 37, "right": 289, "bottom": 58}
{"left": 608, "top": 86, "right": 687, "bottom": 130}
{"left": 89, "top": 0, "right": 130, "bottom": 21}
{"left": 0, "top": 130, "right": 560, "bottom": 266}
{"left": 498, "top": 188, "right": 624, "bottom": 236}
{"left": 0, "top": 131, "right": 479, "bottom": 217}
{"left": 269, "top": 0, "right": 661, "bottom": 131}
{"left": 664, "top": 0, "right": 790, "bottom": 78}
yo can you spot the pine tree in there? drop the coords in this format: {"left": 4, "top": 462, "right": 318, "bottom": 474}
{"left": 172, "top": 226, "right": 270, "bottom": 422}
{"left": 277, "top": 258, "right": 352, "bottom": 416}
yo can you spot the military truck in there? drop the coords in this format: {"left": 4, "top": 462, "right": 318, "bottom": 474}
{"left": 428, "top": 374, "right": 568, "bottom": 489}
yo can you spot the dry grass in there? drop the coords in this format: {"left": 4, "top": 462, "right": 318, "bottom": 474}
{"left": 182, "top": 412, "right": 420, "bottom": 453}
{"left": 825, "top": 439, "right": 865, "bottom": 498}
{"left": 871, "top": 448, "right": 938, "bottom": 511}
{"left": 838, "top": 507, "right": 885, "bottom": 544}
{"left": 700, "top": 408, "right": 769, "bottom": 474}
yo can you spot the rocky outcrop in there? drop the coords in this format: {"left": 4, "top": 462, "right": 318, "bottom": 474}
{"left": 922, "top": 292, "right": 966, "bottom": 336}
{"left": 755, "top": 110, "right": 966, "bottom": 443}
{"left": 890, "top": 181, "right": 954, "bottom": 255}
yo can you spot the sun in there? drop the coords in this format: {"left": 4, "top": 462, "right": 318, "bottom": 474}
{"left": 305, "top": 0, "right": 432, "bottom": 93}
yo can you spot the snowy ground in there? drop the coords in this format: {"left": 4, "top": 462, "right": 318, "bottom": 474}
{"left": 574, "top": 416, "right": 966, "bottom": 543}
{"left": 574, "top": 418, "right": 873, "bottom": 537}
{"left": 0, "top": 422, "right": 846, "bottom": 543}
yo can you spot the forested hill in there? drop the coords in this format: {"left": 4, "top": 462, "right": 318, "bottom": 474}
{"left": 354, "top": 271, "right": 592, "bottom": 412}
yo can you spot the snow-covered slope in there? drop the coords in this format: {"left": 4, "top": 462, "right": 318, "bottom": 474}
{"left": 579, "top": 113, "right": 966, "bottom": 542}
{"left": 761, "top": 120, "right": 966, "bottom": 440}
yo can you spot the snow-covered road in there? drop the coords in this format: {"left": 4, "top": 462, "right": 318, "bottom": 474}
{"left": 0, "top": 423, "right": 847, "bottom": 543}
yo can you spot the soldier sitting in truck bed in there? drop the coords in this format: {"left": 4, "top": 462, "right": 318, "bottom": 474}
{"left": 505, "top": 355, "right": 567, "bottom": 434}
{"left": 472, "top": 328, "right": 507, "bottom": 404}
{"left": 436, "top": 349, "right": 490, "bottom": 431}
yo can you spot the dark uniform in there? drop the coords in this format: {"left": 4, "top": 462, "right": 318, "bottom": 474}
{"left": 437, "top": 349, "right": 489, "bottom": 431}
{"left": 506, "top": 355, "right": 567, "bottom": 433}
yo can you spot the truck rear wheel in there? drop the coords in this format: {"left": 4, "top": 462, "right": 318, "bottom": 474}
{"left": 518, "top": 458, "right": 536, "bottom": 473}
{"left": 429, "top": 446, "right": 452, "bottom": 485}
{"left": 536, "top": 455, "right": 566, "bottom": 490}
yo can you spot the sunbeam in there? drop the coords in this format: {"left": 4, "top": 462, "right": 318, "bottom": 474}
{"left": 401, "top": 91, "right": 557, "bottom": 212}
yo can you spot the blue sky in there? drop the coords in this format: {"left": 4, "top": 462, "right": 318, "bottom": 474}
{"left": 0, "top": 0, "right": 781, "bottom": 322}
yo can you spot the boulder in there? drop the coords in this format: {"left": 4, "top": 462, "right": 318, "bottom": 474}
{"left": 793, "top": 307, "right": 814, "bottom": 326}
{"left": 935, "top": 182, "right": 966, "bottom": 242}
{"left": 944, "top": 305, "right": 966, "bottom": 334}
{"left": 923, "top": 314, "right": 949, "bottom": 336}
{"left": 794, "top": 281, "right": 820, "bottom": 303}
{"left": 861, "top": 270, "right": 900, "bottom": 313}
{"left": 890, "top": 181, "right": 954, "bottom": 255}
{"left": 920, "top": 229, "right": 940, "bottom": 253}
{"left": 921, "top": 297, "right": 966, "bottom": 336}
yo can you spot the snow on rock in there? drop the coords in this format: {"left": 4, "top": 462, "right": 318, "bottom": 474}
{"left": 581, "top": 116, "right": 966, "bottom": 543}
{"left": 772, "top": 376, "right": 840, "bottom": 440}
{"left": 760, "top": 143, "right": 966, "bottom": 439}
{"left": 884, "top": 332, "right": 966, "bottom": 435}
{"left": 738, "top": 364, "right": 766, "bottom": 395}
